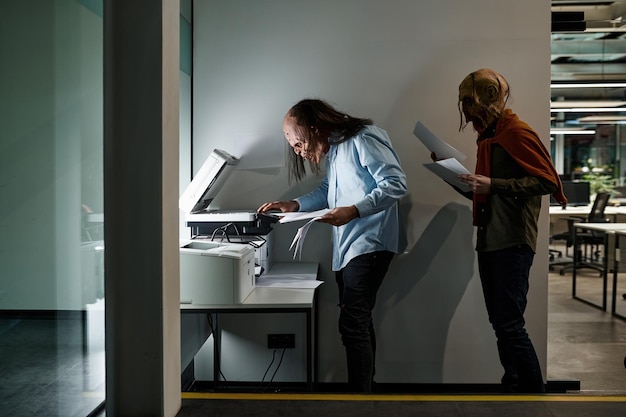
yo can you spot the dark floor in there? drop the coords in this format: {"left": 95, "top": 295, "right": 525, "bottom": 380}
{"left": 0, "top": 311, "right": 105, "bottom": 417}
{"left": 2, "top": 252, "right": 626, "bottom": 417}
{"left": 547, "top": 260, "right": 626, "bottom": 393}
{"left": 176, "top": 394, "right": 626, "bottom": 417}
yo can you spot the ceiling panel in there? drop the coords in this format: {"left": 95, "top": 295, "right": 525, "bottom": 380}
{"left": 551, "top": 1, "right": 626, "bottom": 101}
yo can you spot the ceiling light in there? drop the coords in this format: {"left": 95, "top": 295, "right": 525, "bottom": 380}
{"left": 551, "top": 83, "right": 626, "bottom": 88}
{"left": 577, "top": 115, "right": 626, "bottom": 123}
{"left": 550, "top": 101, "right": 626, "bottom": 108}
{"left": 550, "top": 107, "right": 626, "bottom": 113}
{"left": 550, "top": 128, "right": 596, "bottom": 135}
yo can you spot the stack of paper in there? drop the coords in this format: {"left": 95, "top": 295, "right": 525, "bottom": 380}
{"left": 255, "top": 263, "right": 323, "bottom": 288}
{"left": 272, "top": 209, "right": 331, "bottom": 259}
{"left": 414, "top": 121, "right": 471, "bottom": 192}
{"left": 276, "top": 209, "right": 330, "bottom": 224}
{"left": 288, "top": 217, "right": 319, "bottom": 260}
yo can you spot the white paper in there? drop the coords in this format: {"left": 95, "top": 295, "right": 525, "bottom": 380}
{"left": 255, "top": 263, "right": 321, "bottom": 288}
{"left": 288, "top": 216, "right": 324, "bottom": 260}
{"left": 255, "top": 276, "right": 323, "bottom": 289}
{"left": 276, "top": 209, "right": 331, "bottom": 224}
{"left": 423, "top": 158, "right": 471, "bottom": 192}
{"left": 263, "top": 210, "right": 331, "bottom": 259}
{"left": 413, "top": 121, "right": 466, "bottom": 161}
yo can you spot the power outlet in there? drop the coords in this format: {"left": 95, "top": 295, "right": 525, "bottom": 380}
{"left": 267, "top": 333, "right": 295, "bottom": 349}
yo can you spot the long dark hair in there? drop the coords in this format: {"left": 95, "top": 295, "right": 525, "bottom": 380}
{"left": 286, "top": 99, "right": 372, "bottom": 183}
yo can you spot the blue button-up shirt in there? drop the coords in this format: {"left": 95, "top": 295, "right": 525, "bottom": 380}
{"left": 295, "top": 125, "right": 407, "bottom": 271}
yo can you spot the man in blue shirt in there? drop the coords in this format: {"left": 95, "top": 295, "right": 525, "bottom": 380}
{"left": 258, "top": 99, "right": 407, "bottom": 392}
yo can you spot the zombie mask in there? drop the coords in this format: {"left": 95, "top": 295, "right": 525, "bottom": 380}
{"left": 458, "top": 68, "right": 510, "bottom": 134}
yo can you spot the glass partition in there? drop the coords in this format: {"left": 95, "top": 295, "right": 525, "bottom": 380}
{"left": 551, "top": 30, "right": 626, "bottom": 195}
{"left": 550, "top": 0, "right": 626, "bottom": 329}
{"left": 1, "top": 1, "right": 191, "bottom": 414}
{"left": 0, "top": 1, "right": 105, "bottom": 415}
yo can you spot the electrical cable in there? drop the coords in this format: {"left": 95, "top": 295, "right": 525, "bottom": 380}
{"left": 256, "top": 348, "right": 278, "bottom": 392}
{"left": 210, "top": 223, "right": 238, "bottom": 242}
{"left": 269, "top": 347, "right": 287, "bottom": 385}
{"left": 257, "top": 348, "right": 286, "bottom": 392}
{"left": 246, "top": 235, "right": 265, "bottom": 248}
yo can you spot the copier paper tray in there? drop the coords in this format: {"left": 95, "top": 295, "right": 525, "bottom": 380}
{"left": 180, "top": 240, "right": 255, "bottom": 304}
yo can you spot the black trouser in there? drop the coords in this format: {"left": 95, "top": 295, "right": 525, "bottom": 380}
{"left": 478, "top": 245, "right": 545, "bottom": 393}
{"left": 335, "top": 251, "right": 394, "bottom": 393}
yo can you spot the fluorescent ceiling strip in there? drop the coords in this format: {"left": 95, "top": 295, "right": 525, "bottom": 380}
{"left": 578, "top": 116, "right": 626, "bottom": 124}
{"left": 550, "top": 100, "right": 626, "bottom": 108}
{"left": 578, "top": 115, "right": 626, "bottom": 122}
{"left": 550, "top": 83, "right": 626, "bottom": 88}
{"left": 550, "top": 107, "right": 626, "bottom": 112}
{"left": 550, "top": 129, "right": 596, "bottom": 135}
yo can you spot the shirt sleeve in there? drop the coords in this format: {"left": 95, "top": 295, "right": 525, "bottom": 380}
{"left": 491, "top": 176, "right": 557, "bottom": 196}
{"left": 294, "top": 176, "right": 330, "bottom": 212}
{"left": 353, "top": 129, "right": 408, "bottom": 217}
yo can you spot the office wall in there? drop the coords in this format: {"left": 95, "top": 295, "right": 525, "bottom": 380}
{"left": 191, "top": 0, "right": 551, "bottom": 384}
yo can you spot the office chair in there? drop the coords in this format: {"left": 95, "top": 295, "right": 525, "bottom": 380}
{"left": 549, "top": 242, "right": 563, "bottom": 262}
{"left": 549, "top": 219, "right": 575, "bottom": 272}
{"left": 550, "top": 192, "right": 612, "bottom": 276}
{"left": 587, "top": 192, "right": 612, "bottom": 222}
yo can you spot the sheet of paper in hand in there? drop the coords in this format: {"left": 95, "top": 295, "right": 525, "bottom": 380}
{"left": 423, "top": 158, "right": 471, "bottom": 192}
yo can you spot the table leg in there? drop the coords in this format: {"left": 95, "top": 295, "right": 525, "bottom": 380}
{"left": 213, "top": 313, "right": 220, "bottom": 387}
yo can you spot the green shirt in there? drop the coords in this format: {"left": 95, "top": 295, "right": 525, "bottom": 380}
{"left": 475, "top": 144, "right": 556, "bottom": 253}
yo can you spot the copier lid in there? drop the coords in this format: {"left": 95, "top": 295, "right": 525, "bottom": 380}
{"left": 179, "top": 149, "right": 277, "bottom": 236}
{"left": 179, "top": 149, "right": 238, "bottom": 215}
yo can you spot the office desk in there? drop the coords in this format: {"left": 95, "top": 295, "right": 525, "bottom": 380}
{"left": 572, "top": 223, "right": 626, "bottom": 311}
{"left": 549, "top": 205, "right": 626, "bottom": 235}
{"left": 549, "top": 205, "right": 626, "bottom": 215}
{"left": 181, "top": 262, "right": 319, "bottom": 391}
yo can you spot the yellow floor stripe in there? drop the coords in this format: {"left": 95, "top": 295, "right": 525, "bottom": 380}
{"left": 181, "top": 392, "right": 626, "bottom": 402}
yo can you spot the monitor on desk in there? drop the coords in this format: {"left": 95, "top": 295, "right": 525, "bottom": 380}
{"left": 551, "top": 180, "right": 590, "bottom": 207}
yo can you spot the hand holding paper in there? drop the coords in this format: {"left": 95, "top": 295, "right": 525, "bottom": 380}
{"left": 276, "top": 209, "right": 330, "bottom": 224}
{"left": 414, "top": 120, "right": 471, "bottom": 191}
{"left": 423, "top": 158, "right": 471, "bottom": 192}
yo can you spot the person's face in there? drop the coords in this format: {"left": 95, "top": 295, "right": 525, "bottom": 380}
{"left": 283, "top": 115, "right": 328, "bottom": 164}
{"left": 459, "top": 69, "right": 508, "bottom": 135}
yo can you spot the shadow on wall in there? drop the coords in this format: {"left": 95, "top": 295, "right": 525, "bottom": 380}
{"left": 270, "top": 176, "right": 349, "bottom": 381}
{"left": 268, "top": 178, "right": 477, "bottom": 383}
{"left": 376, "top": 201, "right": 475, "bottom": 382}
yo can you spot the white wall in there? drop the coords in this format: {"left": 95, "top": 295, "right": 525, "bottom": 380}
{"left": 191, "top": 0, "right": 551, "bottom": 384}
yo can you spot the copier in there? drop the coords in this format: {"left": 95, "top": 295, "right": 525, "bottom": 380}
{"left": 179, "top": 150, "right": 277, "bottom": 306}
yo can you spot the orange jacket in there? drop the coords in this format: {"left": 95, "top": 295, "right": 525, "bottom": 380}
{"left": 475, "top": 109, "right": 567, "bottom": 208}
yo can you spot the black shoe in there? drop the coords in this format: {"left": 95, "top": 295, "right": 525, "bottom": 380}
{"left": 502, "top": 383, "right": 519, "bottom": 393}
